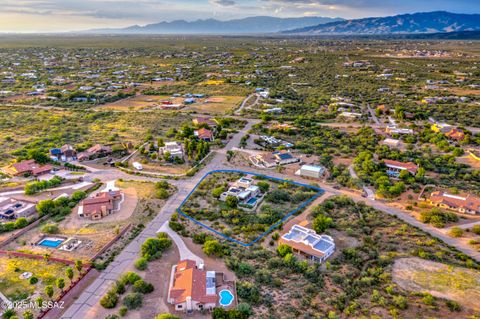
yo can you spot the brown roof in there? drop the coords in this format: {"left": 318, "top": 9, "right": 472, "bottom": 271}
{"left": 87, "top": 144, "right": 112, "bottom": 154}
{"left": 429, "top": 191, "right": 480, "bottom": 213}
{"left": 12, "top": 160, "right": 36, "bottom": 174}
{"left": 193, "top": 117, "right": 217, "bottom": 127}
{"left": 12, "top": 160, "right": 51, "bottom": 176}
{"left": 60, "top": 144, "right": 75, "bottom": 153}
{"left": 80, "top": 191, "right": 120, "bottom": 217}
{"left": 383, "top": 159, "right": 418, "bottom": 174}
{"left": 169, "top": 259, "right": 218, "bottom": 305}
{"left": 445, "top": 128, "right": 465, "bottom": 141}
{"left": 31, "top": 164, "right": 52, "bottom": 176}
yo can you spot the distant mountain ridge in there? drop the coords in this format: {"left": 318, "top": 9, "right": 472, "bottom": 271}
{"left": 284, "top": 11, "right": 480, "bottom": 35}
{"left": 86, "top": 16, "right": 343, "bottom": 34}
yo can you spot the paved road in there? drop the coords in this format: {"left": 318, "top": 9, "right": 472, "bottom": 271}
{"left": 61, "top": 118, "right": 258, "bottom": 319}
{"left": 62, "top": 115, "right": 480, "bottom": 319}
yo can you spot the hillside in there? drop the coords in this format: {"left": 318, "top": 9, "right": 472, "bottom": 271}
{"left": 285, "top": 11, "right": 480, "bottom": 34}
{"left": 86, "top": 16, "right": 343, "bottom": 34}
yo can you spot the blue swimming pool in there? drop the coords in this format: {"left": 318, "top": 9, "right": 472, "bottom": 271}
{"left": 38, "top": 238, "right": 64, "bottom": 248}
{"left": 246, "top": 197, "right": 258, "bottom": 205}
{"left": 219, "top": 289, "right": 234, "bottom": 307}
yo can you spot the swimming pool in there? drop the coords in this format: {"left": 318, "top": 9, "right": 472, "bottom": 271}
{"left": 219, "top": 289, "right": 234, "bottom": 307}
{"left": 246, "top": 197, "right": 258, "bottom": 205}
{"left": 38, "top": 237, "right": 65, "bottom": 248}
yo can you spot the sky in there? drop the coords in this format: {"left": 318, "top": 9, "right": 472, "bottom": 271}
{"left": 0, "top": 0, "right": 478, "bottom": 33}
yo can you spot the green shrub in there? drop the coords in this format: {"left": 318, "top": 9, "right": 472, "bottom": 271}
{"left": 134, "top": 258, "right": 148, "bottom": 271}
{"left": 122, "top": 292, "right": 143, "bottom": 310}
{"left": 100, "top": 290, "right": 118, "bottom": 309}
{"left": 119, "top": 306, "right": 128, "bottom": 317}
{"left": 449, "top": 227, "right": 464, "bottom": 238}
{"left": 133, "top": 279, "right": 154, "bottom": 294}
{"left": 41, "top": 224, "right": 59, "bottom": 234}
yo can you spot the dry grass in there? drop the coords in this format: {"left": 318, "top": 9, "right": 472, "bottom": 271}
{"left": 393, "top": 257, "right": 480, "bottom": 310}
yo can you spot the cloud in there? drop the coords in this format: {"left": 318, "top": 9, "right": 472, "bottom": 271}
{"left": 210, "top": 0, "right": 236, "bottom": 6}
{"left": 0, "top": 0, "right": 478, "bottom": 32}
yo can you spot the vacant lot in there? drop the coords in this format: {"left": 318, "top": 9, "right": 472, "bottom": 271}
{"left": 183, "top": 95, "right": 244, "bottom": 114}
{"left": 393, "top": 257, "right": 480, "bottom": 311}
{"left": 0, "top": 255, "right": 80, "bottom": 302}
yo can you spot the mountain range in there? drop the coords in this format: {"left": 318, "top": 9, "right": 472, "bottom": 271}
{"left": 85, "top": 16, "right": 343, "bottom": 34}
{"left": 284, "top": 11, "right": 480, "bottom": 35}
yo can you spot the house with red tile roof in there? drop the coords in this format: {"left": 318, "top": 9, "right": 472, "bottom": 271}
{"left": 77, "top": 191, "right": 122, "bottom": 220}
{"left": 168, "top": 260, "right": 218, "bottom": 313}
{"left": 428, "top": 191, "right": 480, "bottom": 215}
{"left": 2, "top": 160, "right": 52, "bottom": 177}
{"left": 383, "top": 159, "right": 418, "bottom": 177}
{"left": 445, "top": 128, "right": 466, "bottom": 141}
{"left": 194, "top": 128, "right": 214, "bottom": 142}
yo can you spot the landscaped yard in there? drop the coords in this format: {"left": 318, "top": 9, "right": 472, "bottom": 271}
{"left": 179, "top": 171, "right": 321, "bottom": 244}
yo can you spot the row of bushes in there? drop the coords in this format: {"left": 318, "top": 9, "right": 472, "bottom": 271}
{"left": 24, "top": 176, "right": 63, "bottom": 195}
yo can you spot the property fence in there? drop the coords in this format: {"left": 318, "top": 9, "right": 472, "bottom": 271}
{"left": 177, "top": 169, "right": 324, "bottom": 247}
{"left": 90, "top": 223, "right": 132, "bottom": 261}
{"left": 0, "top": 215, "right": 49, "bottom": 248}
{"left": 0, "top": 250, "right": 91, "bottom": 268}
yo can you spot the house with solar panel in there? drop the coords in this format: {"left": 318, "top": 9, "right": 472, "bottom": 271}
{"left": 280, "top": 224, "right": 335, "bottom": 263}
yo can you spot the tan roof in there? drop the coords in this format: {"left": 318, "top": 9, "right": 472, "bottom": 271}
{"left": 429, "top": 191, "right": 480, "bottom": 213}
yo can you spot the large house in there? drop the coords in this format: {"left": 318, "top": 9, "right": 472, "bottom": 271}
{"left": 168, "top": 260, "right": 218, "bottom": 313}
{"left": 0, "top": 197, "right": 36, "bottom": 220}
{"left": 77, "top": 144, "right": 112, "bottom": 162}
{"left": 219, "top": 177, "right": 262, "bottom": 210}
{"left": 159, "top": 142, "right": 184, "bottom": 159}
{"left": 256, "top": 151, "right": 299, "bottom": 168}
{"left": 428, "top": 191, "right": 480, "bottom": 215}
{"left": 2, "top": 160, "right": 52, "bottom": 177}
{"left": 280, "top": 224, "right": 335, "bottom": 263}
{"left": 77, "top": 191, "right": 122, "bottom": 220}
{"left": 383, "top": 159, "right": 418, "bottom": 177}
{"left": 50, "top": 144, "right": 77, "bottom": 162}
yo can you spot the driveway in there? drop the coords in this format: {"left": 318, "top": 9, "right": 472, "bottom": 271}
{"left": 158, "top": 221, "right": 203, "bottom": 265}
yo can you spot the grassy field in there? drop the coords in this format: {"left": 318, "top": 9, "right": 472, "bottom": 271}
{"left": 183, "top": 95, "right": 244, "bottom": 114}
{"left": 393, "top": 257, "right": 480, "bottom": 311}
{"left": 0, "top": 256, "right": 78, "bottom": 301}
{"left": 0, "top": 106, "right": 193, "bottom": 165}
